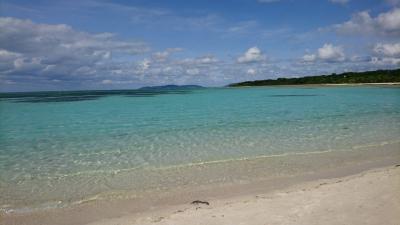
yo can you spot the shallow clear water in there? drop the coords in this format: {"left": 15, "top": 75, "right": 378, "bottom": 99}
{"left": 1, "top": 86, "right": 399, "bottom": 211}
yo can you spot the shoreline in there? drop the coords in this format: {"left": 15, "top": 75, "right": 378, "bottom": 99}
{"left": 322, "top": 82, "right": 400, "bottom": 86}
{"left": 228, "top": 82, "right": 400, "bottom": 88}
{"left": 2, "top": 143, "right": 400, "bottom": 225}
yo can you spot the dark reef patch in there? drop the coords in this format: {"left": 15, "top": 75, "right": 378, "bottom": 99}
{"left": 0, "top": 89, "right": 198, "bottom": 103}
{"left": 268, "top": 94, "right": 323, "bottom": 97}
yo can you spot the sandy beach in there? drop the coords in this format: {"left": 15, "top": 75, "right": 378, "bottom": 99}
{"left": 2, "top": 161, "right": 399, "bottom": 225}
{"left": 88, "top": 165, "right": 400, "bottom": 225}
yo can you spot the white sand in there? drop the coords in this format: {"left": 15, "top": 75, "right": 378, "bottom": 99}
{"left": 88, "top": 166, "right": 400, "bottom": 225}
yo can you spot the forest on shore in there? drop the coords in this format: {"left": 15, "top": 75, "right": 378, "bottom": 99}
{"left": 229, "top": 69, "right": 400, "bottom": 87}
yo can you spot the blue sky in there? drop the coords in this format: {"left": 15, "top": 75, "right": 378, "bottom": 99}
{"left": 0, "top": 0, "right": 399, "bottom": 91}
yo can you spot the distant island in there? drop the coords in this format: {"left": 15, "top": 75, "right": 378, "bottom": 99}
{"left": 139, "top": 85, "right": 204, "bottom": 90}
{"left": 229, "top": 69, "right": 400, "bottom": 87}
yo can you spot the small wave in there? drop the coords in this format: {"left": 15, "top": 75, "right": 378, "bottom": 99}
{"left": 148, "top": 139, "right": 400, "bottom": 171}
{"left": 12, "top": 139, "right": 400, "bottom": 181}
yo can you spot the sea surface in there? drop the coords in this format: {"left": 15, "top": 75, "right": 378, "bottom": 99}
{"left": 1, "top": 86, "right": 399, "bottom": 212}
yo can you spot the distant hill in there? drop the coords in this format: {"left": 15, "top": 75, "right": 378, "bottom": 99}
{"left": 229, "top": 69, "right": 400, "bottom": 87}
{"left": 138, "top": 84, "right": 204, "bottom": 90}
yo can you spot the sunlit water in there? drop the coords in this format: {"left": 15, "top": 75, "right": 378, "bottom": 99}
{"left": 0, "top": 86, "right": 399, "bottom": 212}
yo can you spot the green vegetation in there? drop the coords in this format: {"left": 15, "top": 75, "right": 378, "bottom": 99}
{"left": 229, "top": 69, "right": 400, "bottom": 87}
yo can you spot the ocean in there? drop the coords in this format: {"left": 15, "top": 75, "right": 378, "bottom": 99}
{"left": 1, "top": 86, "right": 399, "bottom": 212}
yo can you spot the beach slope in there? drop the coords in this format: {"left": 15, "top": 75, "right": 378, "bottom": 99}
{"left": 89, "top": 166, "right": 400, "bottom": 225}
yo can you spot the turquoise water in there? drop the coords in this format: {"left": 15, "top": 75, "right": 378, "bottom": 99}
{"left": 1, "top": 86, "right": 400, "bottom": 211}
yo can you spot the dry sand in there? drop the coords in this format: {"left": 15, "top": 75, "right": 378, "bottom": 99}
{"left": 83, "top": 165, "right": 400, "bottom": 225}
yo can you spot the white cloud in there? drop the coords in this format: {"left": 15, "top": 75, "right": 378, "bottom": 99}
{"left": 318, "top": 44, "right": 345, "bottom": 61}
{"left": 301, "top": 44, "right": 345, "bottom": 63}
{"left": 0, "top": 49, "right": 21, "bottom": 60}
{"left": 152, "top": 48, "right": 182, "bottom": 62}
{"left": 237, "top": 47, "right": 266, "bottom": 63}
{"left": 334, "top": 8, "right": 400, "bottom": 36}
{"left": 179, "top": 55, "right": 219, "bottom": 65}
{"left": 247, "top": 68, "right": 257, "bottom": 75}
{"left": 0, "top": 49, "right": 21, "bottom": 72}
{"left": 371, "top": 56, "right": 400, "bottom": 65}
{"left": 196, "top": 55, "right": 219, "bottom": 64}
{"left": 0, "top": 17, "right": 148, "bottom": 80}
{"left": 139, "top": 59, "right": 151, "bottom": 71}
{"left": 377, "top": 8, "right": 400, "bottom": 33}
{"left": 333, "top": 11, "right": 375, "bottom": 34}
{"left": 1, "top": 15, "right": 397, "bottom": 91}
{"left": 153, "top": 51, "right": 169, "bottom": 61}
{"left": 371, "top": 42, "right": 400, "bottom": 65}
{"left": 302, "top": 54, "right": 317, "bottom": 62}
{"left": 373, "top": 43, "right": 400, "bottom": 57}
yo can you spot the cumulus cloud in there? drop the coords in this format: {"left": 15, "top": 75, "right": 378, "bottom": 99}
{"left": 302, "top": 54, "right": 317, "bottom": 62}
{"left": 318, "top": 44, "right": 345, "bottom": 61}
{"left": 300, "top": 42, "right": 399, "bottom": 70}
{"left": 1, "top": 15, "right": 397, "bottom": 91}
{"left": 371, "top": 56, "right": 400, "bottom": 65}
{"left": 237, "top": 47, "right": 266, "bottom": 63}
{"left": 0, "top": 17, "right": 148, "bottom": 81}
{"left": 301, "top": 44, "right": 345, "bottom": 63}
{"left": 246, "top": 68, "right": 257, "bottom": 75}
{"left": 139, "top": 59, "right": 151, "bottom": 71}
{"left": 377, "top": 8, "right": 400, "bottom": 33}
{"left": 0, "top": 49, "right": 21, "bottom": 73}
{"left": 373, "top": 42, "right": 400, "bottom": 57}
{"left": 334, "top": 8, "right": 400, "bottom": 36}
{"left": 371, "top": 42, "right": 400, "bottom": 65}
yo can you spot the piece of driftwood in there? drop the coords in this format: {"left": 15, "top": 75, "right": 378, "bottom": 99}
{"left": 191, "top": 200, "right": 210, "bottom": 205}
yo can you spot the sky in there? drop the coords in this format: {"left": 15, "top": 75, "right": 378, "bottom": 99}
{"left": 0, "top": 0, "right": 400, "bottom": 92}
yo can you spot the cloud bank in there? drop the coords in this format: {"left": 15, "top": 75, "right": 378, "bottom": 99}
{"left": 0, "top": 14, "right": 399, "bottom": 91}
{"left": 0, "top": 17, "right": 148, "bottom": 86}
{"left": 334, "top": 8, "right": 400, "bottom": 37}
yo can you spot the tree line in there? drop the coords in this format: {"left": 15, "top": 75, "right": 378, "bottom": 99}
{"left": 229, "top": 69, "right": 400, "bottom": 87}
